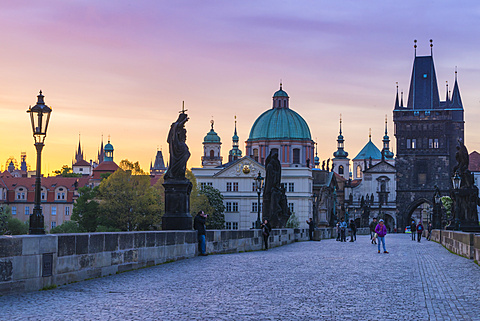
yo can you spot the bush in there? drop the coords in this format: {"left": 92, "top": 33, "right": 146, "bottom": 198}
{"left": 285, "top": 213, "right": 300, "bottom": 228}
{"left": 7, "top": 218, "right": 29, "bottom": 235}
{"left": 50, "top": 220, "right": 83, "bottom": 234}
{"left": 95, "top": 225, "right": 121, "bottom": 232}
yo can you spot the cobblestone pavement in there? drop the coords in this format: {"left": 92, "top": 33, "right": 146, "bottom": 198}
{"left": 1, "top": 234, "right": 480, "bottom": 321}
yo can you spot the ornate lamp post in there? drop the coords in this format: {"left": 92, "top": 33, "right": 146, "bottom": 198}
{"left": 27, "top": 91, "right": 52, "bottom": 235}
{"left": 451, "top": 171, "right": 461, "bottom": 230}
{"left": 254, "top": 172, "right": 264, "bottom": 229}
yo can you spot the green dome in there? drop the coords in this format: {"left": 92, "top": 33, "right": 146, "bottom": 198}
{"left": 104, "top": 142, "right": 114, "bottom": 151}
{"left": 248, "top": 108, "right": 311, "bottom": 141}
{"left": 273, "top": 89, "right": 289, "bottom": 98}
{"left": 203, "top": 129, "right": 221, "bottom": 143}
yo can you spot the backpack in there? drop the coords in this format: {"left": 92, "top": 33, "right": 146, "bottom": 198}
{"left": 417, "top": 225, "right": 423, "bottom": 231}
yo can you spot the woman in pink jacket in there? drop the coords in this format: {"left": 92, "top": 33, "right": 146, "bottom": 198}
{"left": 375, "top": 219, "right": 389, "bottom": 254}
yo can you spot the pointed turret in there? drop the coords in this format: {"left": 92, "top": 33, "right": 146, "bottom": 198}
{"left": 97, "top": 136, "right": 105, "bottom": 164}
{"left": 333, "top": 115, "right": 348, "bottom": 159}
{"left": 228, "top": 116, "right": 242, "bottom": 162}
{"left": 450, "top": 70, "right": 463, "bottom": 109}
{"left": 382, "top": 116, "right": 394, "bottom": 159}
{"left": 394, "top": 83, "right": 400, "bottom": 109}
{"left": 150, "top": 149, "right": 167, "bottom": 175}
{"left": 332, "top": 115, "right": 349, "bottom": 179}
{"left": 314, "top": 142, "right": 320, "bottom": 168}
{"left": 445, "top": 81, "right": 449, "bottom": 107}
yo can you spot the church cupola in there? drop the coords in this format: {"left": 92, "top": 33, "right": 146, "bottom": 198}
{"left": 228, "top": 116, "right": 242, "bottom": 162}
{"left": 333, "top": 115, "right": 348, "bottom": 159}
{"left": 202, "top": 120, "right": 222, "bottom": 167}
{"left": 272, "top": 82, "right": 289, "bottom": 109}
{"left": 104, "top": 138, "right": 114, "bottom": 162}
{"left": 314, "top": 142, "right": 320, "bottom": 168}
{"left": 382, "top": 115, "right": 394, "bottom": 159}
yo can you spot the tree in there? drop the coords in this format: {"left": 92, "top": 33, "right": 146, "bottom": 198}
{"left": 286, "top": 213, "right": 300, "bottom": 228}
{"left": 0, "top": 205, "right": 11, "bottom": 235}
{"left": 71, "top": 186, "right": 99, "bottom": 232}
{"left": 0, "top": 205, "right": 28, "bottom": 235}
{"left": 97, "top": 168, "right": 161, "bottom": 231}
{"left": 53, "top": 165, "right": 82, "bottom": 177}
{"left": 119, "top": 159, "right": 147, "bottom": 175}
{"left": 200, "top": 185, "right": 225, "bottom": 229}
{"left": 7, "top": 218, "right": 28, "bottom": 235}
{"left": 186, "top": 170, "right": 213, "bottom": 225}
{"left": 50, "top": 220, "right": 82, "bottom": 234}
{"left": 441, "top": 196, "right": 453, "bottom": 221}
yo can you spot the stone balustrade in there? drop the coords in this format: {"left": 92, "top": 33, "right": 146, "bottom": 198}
{"left": 430, "top": 230, "right": 480, "bottom": 263}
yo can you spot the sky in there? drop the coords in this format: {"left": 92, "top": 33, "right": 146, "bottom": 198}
{"left": 1, "top": 1, "right": 480, "bottom": 174}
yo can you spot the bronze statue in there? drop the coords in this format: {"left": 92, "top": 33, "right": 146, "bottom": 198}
{"left": 164, "top": 112, "right": 190, "bottom": 180}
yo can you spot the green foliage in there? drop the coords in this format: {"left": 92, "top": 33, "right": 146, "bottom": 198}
{"left": 441, "top": 196, "right": 453, "bottom": 219}
{"left": 95, "top": 225, "right": 121, "bottom": 232}
{"left": 50, "top": 220, "right": 83, "bottom": 234}
{"left": 100, "top": 173, "right": 112, "bottom": 180}
{"left": 0, "top": 205, "right": 11, "bottom": 235}
{"left": 186, "top": 170, "right": 213, "bottom": 226}
{"left": 97, "top": 168, "right": 161, "bottom": 231}
{"left": 7, "top": 218, "right": 29, "bottom": 235}
{"left": 72, "top": 186, "right": 100, "bottom": 232}
{"left": 53, "top": 165, "right": 82, "bottom": 177}
{"left": 285, "top": 213, "right": 300, "bottom": 229}
{"left": 199, "top": 185, "right": 225, "bottom": 229}
{"left": 119, "top": 159, "right": 147, "bottom": 175}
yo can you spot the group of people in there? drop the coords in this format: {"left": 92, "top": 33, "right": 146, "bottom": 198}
{"left": 335, "top": 218, "right": 357, "bottom": 242}
{"left": 410, "top": 221, "right": 433, "bottom": 242}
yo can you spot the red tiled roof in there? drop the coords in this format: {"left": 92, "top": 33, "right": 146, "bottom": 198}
{"left": 92, "top": 161, "right": 119, "bottom": 179}
{"left": 469, "top": 151, "right": 480, "bottom": 172}
{"left": 73, "top": 159, "right": 90, "bottom": 166}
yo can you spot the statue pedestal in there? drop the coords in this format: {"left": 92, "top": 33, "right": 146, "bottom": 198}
{"left": 162, "top": 179, "right": 193, "bottom": 230}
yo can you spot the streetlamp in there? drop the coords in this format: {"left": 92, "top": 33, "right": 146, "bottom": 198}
{"left": 452, "top": 171, "right": 461, "bottom": 190}
{"left": 27, "top": 91, "right": 52, "bottom": 235}
{"left": 433, "top": 186, "right": 441, "bottom": 229}
{"left": 254, "top": 172, "right": 264, "bottom": 229}
{"left": 451, "top": 171, "right": 461, "bottom": 230}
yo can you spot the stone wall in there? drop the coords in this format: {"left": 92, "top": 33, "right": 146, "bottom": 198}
{"left": 0, "top": 228, "right": 309, "bottom": 295}
{"left": 430, "top": 230, "right": 480, "bottom": 262}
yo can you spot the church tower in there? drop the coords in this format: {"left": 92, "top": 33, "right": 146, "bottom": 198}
{"left": 202, "top": 120, "right": 222, "bottom": 168}
{"left": 228, "top": 116, "right": 242, "bottom": 162}
{"left": 382, "top": 115, "right": 394, "bottom": 164}
{"left": 393, "top": 40, "right": 464, "bottom": 230}
{"left": 332, "top": 115, "right": 350, "bottom": 179}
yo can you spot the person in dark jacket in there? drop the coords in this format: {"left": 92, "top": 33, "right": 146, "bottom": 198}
{"left": 427, "top": 223, "right": 433, "bottom": 241}
{"left": 369, "top": 218, "right": 377, "bottom": 244}
{"left": 349, "top": 220, "right": 357, "bottom": 242}
{"left": 193, "top": 211, "right": 207, "bottom": 256}
{"left": 410, "top": 220, "right": 416, "bottom": 241}
{"left": 260, "top": 219, "right": 272, "bottom": 250}
{"left": 416, "top": 222, "right": 424, "bottom": 242}
{"left": 306, "top": 218, "right": 315, "bottom": 241}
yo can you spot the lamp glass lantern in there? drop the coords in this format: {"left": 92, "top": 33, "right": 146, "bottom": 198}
{"left": 255, "top": 172, "right": 264, "bottom": 192}
{"left": 27, "top": 91, "right": 52, "bottom": 145}
{"left": 452, "top": 172, "right": 461, "bottom": 190}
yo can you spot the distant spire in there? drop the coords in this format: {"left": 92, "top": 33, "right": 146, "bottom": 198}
{"left": 384, "top": 115, "right": 388, "bottom": 135}
{"left": 414, "top": 39, "right": 417, "bottom": 57}
{"left": 394, "top": 82, "right": 400, "bottom": 109}
{"left": 450, "top": 67, "right": 463, "bottom": 108}
{"left": 430, "top": 39, "right": 433, "bottom": 56}
{"left": 445, "top": 81, "right": 449, "bottom": 105}
{"left": 369, "top": 128, "right": 372, "bottom": 141}
{"left": 280, "top": 81, "right": 282, "bottom": 90}
{"left": 400, "top": 90, "right": 404, "bottom": 107}
{"left": 339, "top": 114, "right": 342, "bottom": 135}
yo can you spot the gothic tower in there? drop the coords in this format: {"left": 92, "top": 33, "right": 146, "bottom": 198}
{"left": 332, "top": 115, "right": 350, "bottom": 179}
{"left": 393, "top": 40, "right": 464, "bottom": 230}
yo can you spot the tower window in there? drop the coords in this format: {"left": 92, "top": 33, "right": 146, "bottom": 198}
{"left": 434, "top": 139, "right": 439, "bottom": 148}
{"left": 356, "top": 165, "right": 362, "bottom": 178}
{"left": 339, "top": 165, "right": 344, "bottom": 175}
{"left": 293, "top": 149, "right": 300, "bottom": 164}
{"left": 253, "top": 149, "right": 258, "bottom": 162}
{"left": 429, "top": 139, "right": 433, "bottom": 148}
{"left": 411, "top": 139, "right": 416, "bottom": 149}
{"left": 210, "top": 150, "right": 215, "bottom": 158}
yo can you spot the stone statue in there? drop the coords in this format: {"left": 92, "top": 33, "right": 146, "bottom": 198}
{"left": 164, "top": 112, "right": 190, "bottom": 180}
{"left": 263, "top": 150, "right": 290, "bottom": 228}
{"left": 326, "top": 158, "right": 330, "bottom": 172}
{"left": 322, "top": 160, "right": 325, "bottom": 171}
{"left": 453, "top": 139, "right": 469, "bottom": 177}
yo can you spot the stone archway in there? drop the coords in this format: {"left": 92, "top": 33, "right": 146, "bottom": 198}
{"left": 384, "top": 214, "right": 395, "bottom": 233}
{"left": 403, "top": 198, "right": 433, "bottom": 230}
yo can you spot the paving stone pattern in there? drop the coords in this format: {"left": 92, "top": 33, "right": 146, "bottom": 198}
{"left": 1, "top": 234, "right": 479, "bottom": 321}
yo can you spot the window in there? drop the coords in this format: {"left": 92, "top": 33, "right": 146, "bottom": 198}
{"left": 411, "top": 139, "right": 416, "bottom": 149}
{"left": 253, "top": 149, "right": 259, "bottom": 162}
{"left": 65, "top": 207, "right": 70, "bottom": 216}
{"left": 79, "top": 168, "right": 83, "bottom": 172}
{"left": 233, "top": 182, "right": 238, "bottom": 192}
{"left": 25, "top": 206, "right": 30, "bottom": 215}
{"left": 252, "top": 202, "right": 258, "bottom": 213}
{"left": 200, "top": 182, "right": 212, "bottom": 190}
{"left": 356, "top": 165, "right": 362, "bottom": 178}
{"left": 226, "top": 182, "right": 232, "bottom": 192}
{"left": 293, "top": 148, "right": 300, "bottom": 164}
{"left": 41, "top": 191, "right": 46, "bottom": 200}
{"left": 339, "top": 165, "right": 344, "bottom": 175}
{"left": 12, "top": 206, "right": 16, "bottom": 215}
{"left": 225, "top": 222, "right": 232, "bottom": 229}
{"left": 52, "top": 206, "right": 57, "bottom": 216}
{"left": 252, "top": 181, "right": 256, "bottom": 192}
{"left": 288, "top": 203, "right": 295, "bottom": 213}
{"left": 232, "top": 202, "right": 238, "bottom": 212}
{"left": 434, "top": 139, "right": 439, "bottom": 148}
{"left": 288, "top": 183, "right": 294, "bottom": 193}
{"left": 57, "top": 192, "right": 65, "bottom": 200}
{"left": 232, "top": 222, "right": 238, "bottom": 230}
{"left": 16, "top": 189, "right": 25, "bottom": 200}
{"left": 51, "top": 222, "right": 56, "bottom": 229}
{"left": 407, "top": 139, "right": 411, "bottom": 149}
{"left": 429, "top": 139, "right": 433, "bottom": 149}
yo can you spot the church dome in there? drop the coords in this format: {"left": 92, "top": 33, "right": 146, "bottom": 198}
{"left": 248, "top": 107, "right": 312, "bottom": 141}
{"left": 353, "top": 139, "right": 382, "bottom": 160}
{"left": 104, "top": 142, "right": 114, "bottom": 152}
{"left": 273, "top": 88, "right": 289, "bottom": 98}
{"left": 203, "top": 121, "right": 221, "bottom": 143}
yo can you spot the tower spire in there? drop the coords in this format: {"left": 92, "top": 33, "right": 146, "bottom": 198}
{"left": 450, "top": 67, "right": 463, "bottom": 108}
{"left": 430, "top": 39, "right": 433, "bottom": 56}
{"left": 414, "top": 39, "right": 417, "bottom": 57}
{"left": 401, "top": 90, "right": 404, "bottom": 107}
{"left": 369, "top": 128, "right": 372, "bottom": 141}
{"left": 394, "top": 82, "right": 400, "bottom": 109}
{"left": 339, "top": 114, "right": 342, "bottom": 135}
{"left": 385, "top": 115, "right": 388, "bottom": 135}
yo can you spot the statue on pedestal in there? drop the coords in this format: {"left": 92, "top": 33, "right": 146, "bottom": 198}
{"left": 162, "top": 106, "right": 193, "bottom": 230}
{"left": 263, "top": 150, "right": 291, "bottom": 228}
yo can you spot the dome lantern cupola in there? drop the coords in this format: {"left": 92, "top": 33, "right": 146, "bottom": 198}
{"left": 333, "top": 115, "right": 348, "bottom": 159}
{"left": 382, "top": 115, "right": 394, "bottom": 159}
{"left": 272, "top": 82, "right": 289, "bottom": 109}
{"left": 228, "top": 116, "right": 242, "bottom": 162}
{"left": 104, "top": 138, "right": 114, "bottom": 162}
{"left": 202, "top": 120, "right": 222, "bottom": 168}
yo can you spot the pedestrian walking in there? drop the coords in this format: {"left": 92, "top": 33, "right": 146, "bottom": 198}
{"left": 349, "top": 220, "right": 357, "bottom": 242}
{"left": 375, "top": 219, "right": 388, "bottom": 253}
{"left": 306, "top": 218, "right": 315, "bottom": 241}
{"left": 416, "top": 222, "right": 424, "bottom": 242}
{"left": 260, "top": 219, "right": 272, "bottom": 250}
{"left": 336, "top": 222, "right": 341, "bottom": 241}
{"left": 369, "top": 218, "right": 377, "bottom": 244}
{"left": 193, "top": 211, "right": 208, "bottom": 256}
{"left": 410, "top": 220, "right": 416, "bottom": 241}
{"left": 427, "top": 223, "right": 433, "bottom": 241}
{"left": 339, "top": 218, "right": 347, "bottom": 242}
